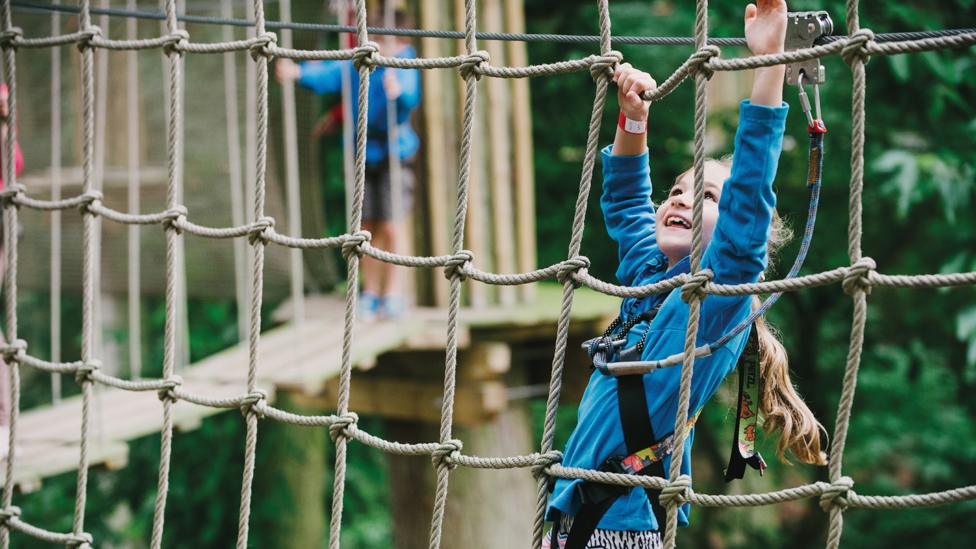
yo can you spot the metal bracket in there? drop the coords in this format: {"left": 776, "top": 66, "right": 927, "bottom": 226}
{"left": 785, "top": 11, "right": 834, "bottom": 86}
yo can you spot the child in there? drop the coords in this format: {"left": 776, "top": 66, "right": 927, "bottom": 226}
{"left": 275, "top": 10, "right": 421, "bottom": 321}
{"left": 544, "top": 2, "right": 825, "bottom": 547}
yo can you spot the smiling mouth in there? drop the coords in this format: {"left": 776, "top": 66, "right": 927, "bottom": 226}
{"left": 664, "top": 215, "right": 691, "bottom": 229}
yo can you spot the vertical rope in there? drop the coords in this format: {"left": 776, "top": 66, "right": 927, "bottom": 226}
{"left": 221, "top": 0, "right": 248, "bottom": 344}
{"left": 425, "top": 0, "right": 488, "bottom": 545}
{"left": 662, "top": 1, "right": 709, "bottom": 548}
{"left": 279, "top": 0, "right": 304, "bottom": 324}
{"left": 339, "top": 0, "right": 356, "bottom": 228}
{"left": 49, "top": 0, "right": 62, "bottom": 403}
{"left": 149, "top": 0, "right": 182, "bottom": 546}
{"left": 71, "top": 0, "right": 97, "bottom": 545}
{"left": 329, "top": 0, "right": 370, "bottom": 546}
{"left": 235, "top": 0, "right": 269, "bottom": 546}
{"left": 531, "top": 0, "right": 613, "bottom": 545}
{"left": 126, "top": 0, "right": 141, "bottom": 380}
{"left": 0, "top": 0, "right": 19, "bottom": 545}
{"left": 826, "top": 2, "right": 867, "bottom": 548}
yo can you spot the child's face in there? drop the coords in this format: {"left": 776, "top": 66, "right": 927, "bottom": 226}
{"left": 655, "top": 161, "right": 731, "bottom": 268}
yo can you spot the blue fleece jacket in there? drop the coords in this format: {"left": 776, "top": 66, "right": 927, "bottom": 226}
{"left": 297, "top": 44, "right": 421, "bottom": 165}
{"left": 547, "top": 100, "right": 789, "bottom": 532}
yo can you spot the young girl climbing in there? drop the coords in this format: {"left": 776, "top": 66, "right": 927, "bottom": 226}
{"left": 544, "top": 1, "right": 826, "bottom": 547}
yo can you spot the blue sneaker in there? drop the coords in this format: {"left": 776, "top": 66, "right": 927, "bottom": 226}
{"left": 358, "top": 291, "right": 381, "bottom": 322}
{"left": 380, "top": 294, "right": 406, "bottom": 320}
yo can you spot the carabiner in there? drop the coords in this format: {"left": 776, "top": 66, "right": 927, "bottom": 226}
{"left": 797, "top": 72, "right": 827, "bottom": 134}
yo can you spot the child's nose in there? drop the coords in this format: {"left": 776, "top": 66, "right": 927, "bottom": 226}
{"left": 671, "top": 192, "right": 691, "bottom": 209}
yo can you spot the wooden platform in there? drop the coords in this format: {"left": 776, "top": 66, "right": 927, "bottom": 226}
{"left": 5, "top": 285, "right": 617, "bottom": 490}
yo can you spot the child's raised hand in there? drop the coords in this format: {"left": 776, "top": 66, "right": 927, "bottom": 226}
{"left": 744, "top": 0, "right": 787, "bottom": 56}
{"left": 613, "top": 63, "right": 656, "bottom": 121}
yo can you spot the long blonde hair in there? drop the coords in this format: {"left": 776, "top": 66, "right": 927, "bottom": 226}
{"left": 755, "top": 211, "right": 828, "bottom": 465}
{"left": 678, "top": 159, "right": 828, "bottom": 465}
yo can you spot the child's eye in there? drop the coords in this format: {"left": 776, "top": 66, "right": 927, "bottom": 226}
{"left": 705, "top": 191, "right": 717, "bottom": 201}
{"left": 669, "top": 188, "right": 681, "bottom": 197}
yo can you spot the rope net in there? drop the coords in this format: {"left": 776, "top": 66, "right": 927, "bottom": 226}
{"left": 0, "top": 0, "right": 974, "bottom": 548}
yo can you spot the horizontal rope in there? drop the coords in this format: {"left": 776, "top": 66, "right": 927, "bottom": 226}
{"left": 4, "top": 195, "right": 976, "bottom": 296}
{"left": 10, "top": 1, "right": 974, "bottom": 47}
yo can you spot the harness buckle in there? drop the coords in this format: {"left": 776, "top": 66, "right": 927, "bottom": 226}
{"left": 786, "top": 11, "right": 833, "bottom": 86}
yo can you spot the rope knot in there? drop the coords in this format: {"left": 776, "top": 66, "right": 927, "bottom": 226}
{"left": 66, "top": 532, "right": 94, "bottom": 548}
{"left": 659, "top": 474, "right": 693, "bottom": 508}
{"left": 459, "top": 51, "right": 490, "bottom": 80}
{"left": 557, "top": 256, "right": 590, "bottom": 288}
{"left": 240, "top": 389, "right": 268, "bottom": 418}
{"left": 0, "top": 506, "right": 21, "bottom": 524}
{"left": 0, "top": 27, "right": 23, "bottom": 49}
{"left": 162, "top": 205, "right": 188, "bottom": 235}
{"left": 842, "top": 28, "right": 875, "bottom": 66}
{"left": 431, "top": 439, "right": 463, "bottom": 470}
{"left": 1, "top": 339, "right": 27, "bottom": 363}
{"left": 329, "top": 412, "right": 359, "bottom": 441}
{"left": 341, "top": 230, "right": 371, "bottom": 260}
{"left": 353, "top": 41, "right": 380, "bottom": 69}
{"left": 843, "top": 257, "right": 876, "bottom": 296}
{"left": 680, "top": 269, "right": 714, "bottom": 302}
{"left": 0, "top": 183, "right": 25, "bottom": 208}
{"left": 444, "top": 250, "right": 474, "bottom": 281}
{"left": 689, "top": 45, "right": 720, "bottom": 79}
{"left": 589, "top": 50, "right": 622, "bottom": 82}
{"left": 0, "top": 183, "right": 27, "bottom": 208}
{"left": 76, "top": 26, "right": 102, "bottom": 52}
{"left": 819, "top": 476, "right": 854, "bottom": 512}
{"left": 77, "top": 190, "right": 104, "bottom": 217}
{"left": 157, "top": 375, "right": 183, "bottom": 403}
{"left": 247, "top": 216, "right": 276, "bottom": 245}
{"left": 162, "top": 29, "right": 190, "bottom": 55}
{"left": 531, "top": 450, "right": 563, "bottom": 480}
{"left": 75, "top": 359, "right": 101, "bottom": 384}
{"left": 249, "top": 32, "right": 277, "bottom": 61}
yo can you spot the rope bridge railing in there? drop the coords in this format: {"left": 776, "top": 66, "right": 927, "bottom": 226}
{"left": 0, "top": 0, "right": 973, "bottom": 548}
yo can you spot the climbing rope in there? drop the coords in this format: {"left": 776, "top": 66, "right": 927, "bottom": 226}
{"left": 0, "top": 0, "right": 974, "bottom": 548}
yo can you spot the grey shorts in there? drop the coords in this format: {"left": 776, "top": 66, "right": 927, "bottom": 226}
{"left": 362, "top": 156, "right": 415, "bottom": 222}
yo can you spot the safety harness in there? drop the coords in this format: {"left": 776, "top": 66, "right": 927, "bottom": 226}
{"left": 550, "top": 14, "right": 832, "bottom": 547}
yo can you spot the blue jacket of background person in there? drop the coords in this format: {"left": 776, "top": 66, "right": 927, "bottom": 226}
{"left": 547, "top": 100, "right": 789, "bottom": 532}
{"left": 297, "top": 44, "right": 421, "bottom": 165}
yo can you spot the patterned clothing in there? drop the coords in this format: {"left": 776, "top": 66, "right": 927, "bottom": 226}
{"left": 542, "top": 514, "right": 663, "bottom": 549}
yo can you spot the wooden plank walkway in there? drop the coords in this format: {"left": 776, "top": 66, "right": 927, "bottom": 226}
{"left": 4, "top": 285, "right": 617, "bottom": 490}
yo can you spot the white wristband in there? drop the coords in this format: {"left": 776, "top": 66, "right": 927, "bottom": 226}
{"left": 618, "top": 111, "right": 647, "bottom": 134}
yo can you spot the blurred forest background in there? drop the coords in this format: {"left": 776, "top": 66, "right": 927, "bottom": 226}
{"left": 7, "top": 0, "right": 976, "bottom": 547}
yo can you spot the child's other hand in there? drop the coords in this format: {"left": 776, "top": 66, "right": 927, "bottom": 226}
{"left": 744, "top": 0, "right": 787, "bottom": 56}
{"left": 276, "top": 58, "right": 301, "bottom": 83}
{"left": 613, "top": 63, "right": 656, "bottom": 121}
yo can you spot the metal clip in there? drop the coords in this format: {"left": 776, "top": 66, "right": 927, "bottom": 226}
{"left": 785, "top": 11, "right": 834, "bottom": 86}
{"left": 796, "top": 71, "right": 826, "bottom": 132}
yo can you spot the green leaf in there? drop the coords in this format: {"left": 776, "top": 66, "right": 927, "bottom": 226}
{"left": 887, "top": 55, "right": 911, "bottom": 82}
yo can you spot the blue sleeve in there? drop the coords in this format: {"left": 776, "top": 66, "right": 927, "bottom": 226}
{"left": 698, "top": 99, "right": 788, "bottom": 339}
{"left": 600, "top": 145, "right": 659, "bottom": 286}
{"left": 297, "top": 60, "right": 348, "bottom": 95}
{"left": 395, "top": 68, "right": 422, "bottom": 116}
{"left": 702, "top": 100, "right": 788, "bottom": 286}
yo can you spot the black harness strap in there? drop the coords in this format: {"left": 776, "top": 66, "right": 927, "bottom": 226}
{"left": 563, "top": 374, "right": 666, "bottom": 549}
{"left": 617, "top": 374, "right": 669, "bottom": 533}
